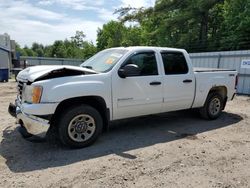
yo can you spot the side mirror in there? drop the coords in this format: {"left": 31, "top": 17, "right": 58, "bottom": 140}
{"left": 118, "top": 64, "right": 140, "bottom": 78}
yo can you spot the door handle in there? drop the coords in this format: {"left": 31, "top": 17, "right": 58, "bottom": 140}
{"left": 183, "top": 79, "right": 193, "bottom": 83}
{"left": 150, "top": 81, "right": 162, "bottom": 86}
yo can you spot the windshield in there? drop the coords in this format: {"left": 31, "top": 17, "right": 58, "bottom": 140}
{"left": 80, "top": 49, "right": 128, "bottom": 72}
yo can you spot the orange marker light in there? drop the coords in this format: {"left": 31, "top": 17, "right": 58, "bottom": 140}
{"left": 32, "top": 86, "right": 43, "bottom": 103}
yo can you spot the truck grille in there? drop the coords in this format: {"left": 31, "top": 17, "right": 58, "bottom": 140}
{"left": 17, "top": 81, "right": 24, "bottom": 100}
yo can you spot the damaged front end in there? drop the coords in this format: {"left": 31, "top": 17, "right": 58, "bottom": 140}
{"left": 16, "top": 65, "right": 97, "bottom": 83}
{"left": 8, "top": 65, "right": 96, "bottom": 139}
{"left": 34, "top": 67, "right": 97, "bottom": 82}
{"left": 8, "top": 99, "right": 50, "bottom": 138}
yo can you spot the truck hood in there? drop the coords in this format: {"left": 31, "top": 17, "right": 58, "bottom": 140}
{"left": 17, "top": 65, "right": 97, "bottom": 82}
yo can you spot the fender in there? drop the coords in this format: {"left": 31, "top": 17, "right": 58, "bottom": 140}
{"left": 34, "top": 73, "right": 113, "bottom": 115}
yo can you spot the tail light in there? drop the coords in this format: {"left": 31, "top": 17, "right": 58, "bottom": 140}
{"left": 235, "top": 75, "right": 238, "bottom": 89}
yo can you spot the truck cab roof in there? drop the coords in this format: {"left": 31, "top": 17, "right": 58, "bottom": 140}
{"left": 109, "top": 46, "right": 187, "bottom": 53}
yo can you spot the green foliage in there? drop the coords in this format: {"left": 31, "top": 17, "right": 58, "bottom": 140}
{"left": 16, "top": 0, "right": 250, "bottom": 56}
{"left": 31, "top": 42, "right": 44, "bottom": 57}
{"left": 221, "top": 0, "right": 250, "bottom": 50}
{"left": 96, "top": 21, "right": 143, "bottom": 50}
{"left": 121, "top": 26, "right": 143, "bottom": 46}
{"left": 82, "top": 41, "right": 97, "bottom": 59}
{"left": 96, "top": 21, "right": 125, "bottom": 50}
{"left": 16, "top": 31, "right": 97, "bottom": 59}
{"left": 114, "top": 0, "right": 250, "bottom": 52}
{"left": 70, "top": 31, "right": 86, "bottom": 48}
{"left": 23, "top": 46, "right": 36, "bottom": 56}
{"left": 15, "top": 43, "right": 28, "bottom": 56}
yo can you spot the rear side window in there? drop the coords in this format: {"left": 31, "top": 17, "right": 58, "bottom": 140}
{"left": 124, "top": 52, "right": 158, "bottom": 76}
{"left": 161, "top": 52, "right": 188, "bottom": 75}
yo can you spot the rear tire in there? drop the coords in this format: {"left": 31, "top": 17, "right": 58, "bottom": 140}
{"left": 58, "top": 104, "right": 103, "bottom": 148}
{"left": 199, "top": 92, "right": 224, "bottom": 120}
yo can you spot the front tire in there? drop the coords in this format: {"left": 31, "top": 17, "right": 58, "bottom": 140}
{"left": 199, "top": 92, "right": 224, "bottom": 120}
{"left": 58, "top": 104, "right": 103, "bottom": 148}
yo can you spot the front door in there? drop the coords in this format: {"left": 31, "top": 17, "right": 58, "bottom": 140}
{"left": 112, "top": 51, "right": 163, "bottom": 120}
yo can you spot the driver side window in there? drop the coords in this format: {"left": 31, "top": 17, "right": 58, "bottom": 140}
{"left": 124, "top": 52, "right": 158, "bottom": 76}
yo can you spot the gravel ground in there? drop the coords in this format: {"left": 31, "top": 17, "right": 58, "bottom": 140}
{"left": 0, "top": 80, "right": 250, "bottom": 188}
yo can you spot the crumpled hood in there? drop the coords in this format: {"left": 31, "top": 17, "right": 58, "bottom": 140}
{"left": 17, "top": 65, "right": 97, "bottom": 82}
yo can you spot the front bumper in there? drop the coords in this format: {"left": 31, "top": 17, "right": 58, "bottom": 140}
{"left": 8, "top": 100, "right": 50, "bottom": 138}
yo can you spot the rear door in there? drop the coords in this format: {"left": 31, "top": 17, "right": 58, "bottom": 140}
{"left": 161, "top": 51, "right": 195, "bottom": 111}
{"left": 112, "top": 51, "right": 163, "bottom": 120}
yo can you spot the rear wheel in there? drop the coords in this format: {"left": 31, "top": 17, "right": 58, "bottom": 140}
{"left": 199, "top": 92, "right": 224, "bottom": 120}
{"left": 58, "top": 105, "right": 103, "bottom": 148}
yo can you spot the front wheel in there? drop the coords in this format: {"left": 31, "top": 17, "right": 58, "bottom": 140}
{"left": 199, "top": 92, "right": 224, "bottom": 120}
{"left": 58, "top": 105, "right": 103, "bottom": 148}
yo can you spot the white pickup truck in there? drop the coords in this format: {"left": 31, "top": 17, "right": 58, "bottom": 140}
{"left": 8, "top": 47, "right": 237, "bottom": 148}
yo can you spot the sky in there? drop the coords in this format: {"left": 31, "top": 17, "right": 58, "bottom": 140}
{"left": 0, "top": 0, "right": 155, "bottom": 47}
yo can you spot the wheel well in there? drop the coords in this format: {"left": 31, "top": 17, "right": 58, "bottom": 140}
{"left": 208, "top": 86, "right": 228, "bottom": 109}
{"left": 209, "top": 86, "right": 227, "bottom": 99}
{"left": 52, "top": 96, "right": 110, "bottom": 131}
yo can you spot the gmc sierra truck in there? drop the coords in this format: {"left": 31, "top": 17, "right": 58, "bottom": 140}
{"left": 8, "top": 47, "right": 237, "bottom": 148}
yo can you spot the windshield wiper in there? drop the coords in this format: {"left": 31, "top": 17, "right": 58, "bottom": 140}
{"left": 81, "top": 65, "right": 100, "bottom": 73}
{"left": 81, "top": 65, "right": 93, "bottom": 69}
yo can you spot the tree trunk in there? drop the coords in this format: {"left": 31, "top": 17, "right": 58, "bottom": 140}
{"left": 199, "top": 12, "right": 209, "bottom": 50}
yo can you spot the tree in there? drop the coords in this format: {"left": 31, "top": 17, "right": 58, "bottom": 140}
{"left": 82, "top": 41, "right": 97, "bottom": 59}
{"left": 50, "top": 40, "right": 67, "bottom": 58}
{"left": 31, "top": 42, "right": 44, "bottom": 57}
{"left": 96, "top": 21, "right": 125, "bottom": 50}
{"left": 221, "top": 0, "right": 250, "bottom": 50}
{"left": 122, "top": 26, "right": 143, "bottom": 46}
{"left": 23, "top": 46, "right": 36, "bottom": 56}
{"left": 15, "top": 1, "right": 250, "bottom": 56}
{"left": 71, "top": 31, "right": 86, "bottom": 48}
{"left": 15, "top": 43, "right": 28, "bottom": 56}
{"left": 115, "top": 0, "right": 227, "bottom": 51}
{"left": 15, "top": 30, "right": 97, "bottom": 59}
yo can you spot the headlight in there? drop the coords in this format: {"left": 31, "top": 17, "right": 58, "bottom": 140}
{"left": 32, "top": 86, "right": 43, "bottom": 103}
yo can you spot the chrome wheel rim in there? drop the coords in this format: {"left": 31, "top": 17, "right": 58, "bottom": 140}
{"left": 209, "top": 98, "right": 221, "bottom": 116}
{"left": 68, "top": 114, "right": 96, "bottom": 142}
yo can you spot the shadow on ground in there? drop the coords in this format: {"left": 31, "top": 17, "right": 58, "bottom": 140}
{"left": 0, "top": 110, "right": 243, "bottom": 173}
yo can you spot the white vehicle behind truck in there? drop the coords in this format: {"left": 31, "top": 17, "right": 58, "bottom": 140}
{"left": 8, "top": 47, "right": 237, "bottom": 148}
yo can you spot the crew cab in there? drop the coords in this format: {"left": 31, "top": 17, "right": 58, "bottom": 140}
{"left": 8, "top": 47, "right": 237, "bottom": 148}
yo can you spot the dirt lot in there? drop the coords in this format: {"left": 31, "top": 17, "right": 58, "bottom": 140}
{"left": 0, "top": 81, "right": 250, "bottom": 188}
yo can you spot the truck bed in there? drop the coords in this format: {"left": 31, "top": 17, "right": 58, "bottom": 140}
{"left": 193, "top": 67, "right": 236, "bottom": 72}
